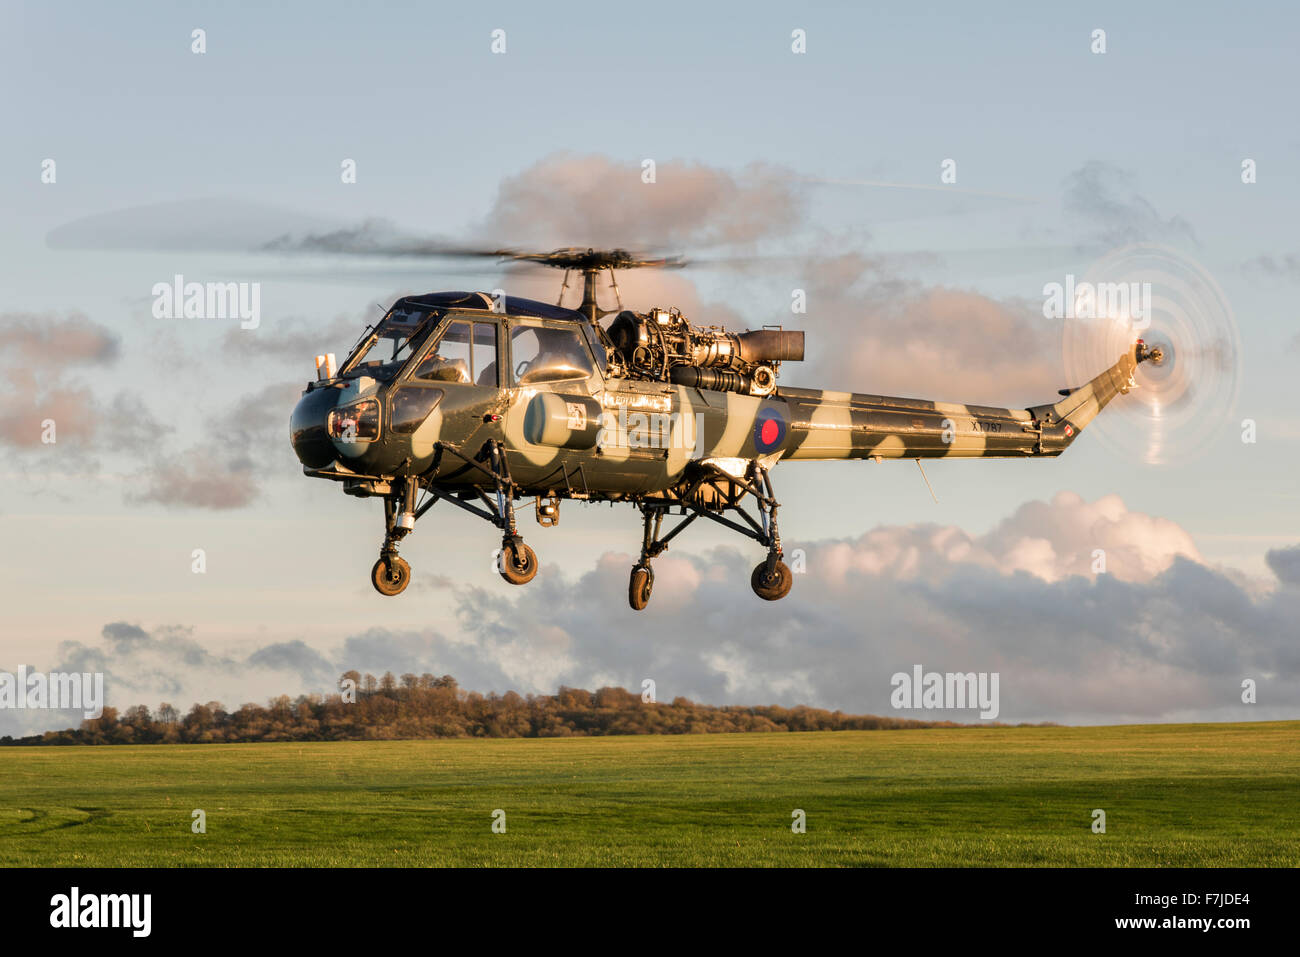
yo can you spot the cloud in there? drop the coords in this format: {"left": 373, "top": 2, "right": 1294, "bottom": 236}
{"left": 1265, "top": 545, "right": 1300, "bottom": 586}
{"left": 222, "top": 313, "right": 364, "bottom": 366}
{"left": 11, "top": 493, "right": 1292, "bottom": 735}
{"left": 977, "top": 491, "right": 1201, "bottom": 582}
{"left": 126, "top": 381, "right": 302, "bottom": 510}
{"left": 246, "top": 640, "right": 338, "bottom": 686}
{"left": 426, "top": 492, "right": 1287, "bottom": 725}
{"left": 472, "top": 156, "right": 1085, "bottom": 406}
{"left": 0, "top": 619, "right": 460, "bottom": 736}
{"left": 1063, "top": 161, "right": 1197, "bottom": 246}
{"left": 0, "top": 312, "right": 120, "bottom": 449}
{"left": 803, "top": 491, "right": 1201, "bottom": 587}
{"left": 796, "top": 255, "right": 1063, "bottom": 404}
{"left": 481, "top": 153, "right": 807, "bottom": 248}
{"left": 474, "top": 156, "right": 1075, "bottom": 406}
{"left": 0, "top": 312, "right": 119, "bottom": 366}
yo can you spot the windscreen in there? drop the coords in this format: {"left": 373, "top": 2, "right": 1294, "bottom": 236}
{"left": 341, "top": 307, "right": 439, "bottom": 379}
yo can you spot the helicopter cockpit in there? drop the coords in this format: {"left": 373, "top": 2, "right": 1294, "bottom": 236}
{"left": 333, "top": 292, "right": 608, "bottom": 389}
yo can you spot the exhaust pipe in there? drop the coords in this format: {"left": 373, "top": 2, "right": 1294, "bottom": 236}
{"left": 735, "top": 330, "right": 804, "bottom": 363}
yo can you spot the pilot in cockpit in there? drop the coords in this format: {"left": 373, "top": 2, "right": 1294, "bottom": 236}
{"left": 414, "top": 346, "right": 471, "bottom": 384}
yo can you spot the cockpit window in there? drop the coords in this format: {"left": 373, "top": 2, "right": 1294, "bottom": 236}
{"left": 414, "top": 320, "right": 498, "bottom": 385}
{"left": 340, "top": 307, "right": 437, "bottom": 379}
{"left": 510, "top": 323, "right": 595, "bottom": 385}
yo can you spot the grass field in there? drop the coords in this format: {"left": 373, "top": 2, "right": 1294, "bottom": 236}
{"left": 1, "top": 722, "right": 1297, "bottom": 866}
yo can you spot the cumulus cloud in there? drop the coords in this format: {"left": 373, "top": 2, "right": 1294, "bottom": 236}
{"left": 9, "top": 493, "right": 1293, "bottom": 735}
{"left": 809, "top": 491, "right": 1200, "bottom": 587}
{"left": 796, "top": 254, "right": 1063, "bottom": 404}
{"left": 481, "top": 155, "right": 1078, "bottom": 405}
{"left": 475, "top": 155, "right": 1072, "bottom": 405}
{"left": 482, "top": 153, "right": 806, "bottom": 248}
{"left": 430, "top": 492, "right": 1289, "bottom": 726}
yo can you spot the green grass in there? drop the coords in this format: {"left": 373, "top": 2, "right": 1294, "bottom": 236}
{"left": 2, "top": 722, "right": 1297, "bottom": 866}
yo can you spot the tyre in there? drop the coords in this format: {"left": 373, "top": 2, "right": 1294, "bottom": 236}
{"left": 628, "top": 564, "right": 654, "bottom": 611}
{"left": 371, "top": 555, "right": 411, "bottom": 596}
{"left": 750, "top": 559, "right": 792, "bottom": 601}
{"left": 499, "top": 540, "right": 538, "bottom": 585}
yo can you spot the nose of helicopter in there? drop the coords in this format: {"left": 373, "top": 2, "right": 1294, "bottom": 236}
{"left": 289, "top": 387, "right": 340, "bottom": 469}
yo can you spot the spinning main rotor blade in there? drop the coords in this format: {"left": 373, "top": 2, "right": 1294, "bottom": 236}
{"left": 45, "top": 196, "right": 1098, "bottom": 282}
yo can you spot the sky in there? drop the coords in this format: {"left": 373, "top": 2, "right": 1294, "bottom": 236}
{"left": 1, "top": 0, "right": 1298, "bottom": 732}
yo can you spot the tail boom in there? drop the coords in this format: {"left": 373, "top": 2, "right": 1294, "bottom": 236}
{"left": 778, "top": 341, "right": 1158, "bottom": 462}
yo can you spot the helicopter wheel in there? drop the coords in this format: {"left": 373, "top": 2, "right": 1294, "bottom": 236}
{"left": 371, "top": 555, "right": 411, "bottom": 597}
{"left": 498, "top": 539, "right": 538, "bottom": 585}
{"left": 750, "top": 559, "right": 792, "bottom": 601}
{"left": 628, "top": 564, "right": 654, "bottom": 611}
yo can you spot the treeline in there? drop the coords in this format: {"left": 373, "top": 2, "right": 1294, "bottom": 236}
{"left": 1, "top": 671, "right": 1023, "bottom": 746}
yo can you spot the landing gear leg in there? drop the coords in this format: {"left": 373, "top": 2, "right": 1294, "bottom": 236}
{"left": 749, "top": 464, "right": 792, "bottom": 601}
{"left": 623, "top": 462, "right": 794, "bottom": 606}
{"left": 416, "top": 440, "right": 540, "bottom": 587}
{"left": 372, "top": 477, "right": 418, "bottom": 596}
{"left": 628, "top": 506, "right": 667, "bottom": 611}
{"left": 487, "top": 440, "right": 538, "bottom": 586}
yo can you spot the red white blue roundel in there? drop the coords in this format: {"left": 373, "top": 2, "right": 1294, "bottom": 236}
{"left": 753, "top": 406, "right": 788, "bottom": 454}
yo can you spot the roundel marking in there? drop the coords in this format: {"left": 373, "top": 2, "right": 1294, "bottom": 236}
{"left": 753, "top": 406, "right": 788, "bottom": 454}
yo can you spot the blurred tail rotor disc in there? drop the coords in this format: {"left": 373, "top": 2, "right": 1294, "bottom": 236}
{"left": 1061, "top": 243, "right": 1240, "bottom": 466}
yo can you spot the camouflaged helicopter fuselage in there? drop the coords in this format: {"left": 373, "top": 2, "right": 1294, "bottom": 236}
{"left": 291, "top": 298, "right": 1148, "bottom": 500}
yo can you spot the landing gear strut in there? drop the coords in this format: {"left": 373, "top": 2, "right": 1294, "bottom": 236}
{"left": 627, "top": 506, "right": 668, "bottom": 610}
{"left": 482, "top": 440, "right": 538, "bottom": 585}
{"left": 368, "top": 439, "right": 544, "bottom": 596}
{"left": 627, "top": 460, "right": 792, "bottom": 610}
{"left": 746, "top": 465, "right": 791, "bottom": 601}
{"left": 371, "top": 477, "right": 421, "bottom": 597}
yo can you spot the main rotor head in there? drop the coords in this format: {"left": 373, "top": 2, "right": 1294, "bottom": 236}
{"left": 493, "top": 246, "right": 684, "bottom": 273}
{"left": 483, "top": 246, "right": 684, "bottom": 321}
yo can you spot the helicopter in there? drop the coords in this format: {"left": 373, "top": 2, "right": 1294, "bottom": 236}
{"left": 289, "top": 247, "right": 1164, "bottom": 610}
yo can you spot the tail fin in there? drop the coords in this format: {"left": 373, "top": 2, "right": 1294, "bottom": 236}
{"left": 1029, "top": 340, "right": 1162, "bottom": 453}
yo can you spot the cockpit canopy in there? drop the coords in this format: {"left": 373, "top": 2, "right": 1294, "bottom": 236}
{"left": 336, "top": 292, "right": 605, "bottom": 384}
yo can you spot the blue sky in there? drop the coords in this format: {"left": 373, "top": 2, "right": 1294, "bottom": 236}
{"left": 1, "top": 1, "right": 1298, "bottom": 729}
